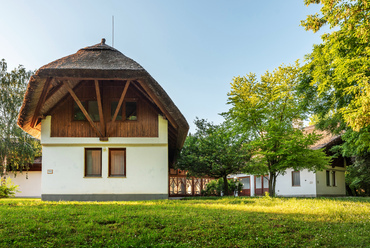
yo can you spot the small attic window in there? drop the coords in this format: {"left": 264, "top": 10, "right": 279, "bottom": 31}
{"left": 73, "top": 101, "right": 87, "bottom": 121}
{"left": 125, "top": 102, "right": 137, "bottom": 121}
{"left": 73, "top": 101, "right": 100, "bottom": 121}
{"left": 110, "top": 101, "right": 137, "bottom": 121}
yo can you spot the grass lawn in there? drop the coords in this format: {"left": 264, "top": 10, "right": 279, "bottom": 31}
{"left": 0, "top": 197, "right": 369, "bottom": 247}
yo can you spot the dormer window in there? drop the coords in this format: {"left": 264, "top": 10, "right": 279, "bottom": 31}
{"left": 73, "top": 101, "right": 100, "bottom": 121}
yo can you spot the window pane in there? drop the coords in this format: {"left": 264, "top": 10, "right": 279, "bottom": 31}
{"left": 126, "top": 102, "right": 137, "bottom": 120}
{"left": 263, "top": 176, "right": 269, "bottom": 189}
{"left": 111, "top": 101, "right": 122, "bottom": 121}
{"left": 256, "top": 177, "right": 261, "bottom": 188}
{"left": 73, "top": 102, "right": 87, "bottom": 120}
{"left": 292, "top": 171, "right": 300, "bottom": 186}
{"left": 240, "top": 177, "right": 250, "bottom": 189}
{"left": 86, "top": 149, "right": 101, "bottom": 177}
{"left": 326, "top": 170, "right": 330, "bottom": 186}
{"left": 332, "top": 171, "right": 336, "bottom": 186}
{"left": 110, "top": 149, "right": 125, "bottom": 176}
{"left": 88, "top": 101, "right": 100, "bottom": 121}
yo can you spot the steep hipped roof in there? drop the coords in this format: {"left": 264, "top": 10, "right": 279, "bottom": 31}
{"left": 303, "top": 125, "right": 342, "bottom": 150}
{"left": 17, "top": 39, "right": 189, "bottom": 150}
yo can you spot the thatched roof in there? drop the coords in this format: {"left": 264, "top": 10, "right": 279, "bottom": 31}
{"left": 17, "top": 39, "right": 189, "bottom": 150}
{"left": 303, "top": 125, "right": 342, "bottom": 150}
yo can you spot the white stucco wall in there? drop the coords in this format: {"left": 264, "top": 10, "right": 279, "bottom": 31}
{"left": 228, "top": 174, "right": 255, "bottom": 196}
{"left": 7, "top": 171, "right": 42, "bottom": 197}
{"left": 316, "top": 167, "right": 346, "bottom": 196}
{"left": 40, "top": 115, "right": 169, "bottom": 197}
{"left": 275, "top": 169, "right": 317, "bottom": 197}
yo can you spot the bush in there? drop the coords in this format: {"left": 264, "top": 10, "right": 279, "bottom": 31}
{"left": 202, "top": 178, "right": 243, "bottom": 196}
{"left": 0, "top": 178, "right": 19, "bottom": 198}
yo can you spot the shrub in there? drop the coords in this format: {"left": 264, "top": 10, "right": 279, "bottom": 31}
{"left": 0, "top": 178, "right": 19, "bottom": 198}
{"left": 202, "top": 178, "right": 243, "bottom": 196}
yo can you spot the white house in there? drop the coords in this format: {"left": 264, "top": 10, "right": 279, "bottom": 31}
{"left": 16, "top": 39, "right": 189, "bottom": 201}
{"left": 230, "top": 126, "right": 347, "bottom": 197}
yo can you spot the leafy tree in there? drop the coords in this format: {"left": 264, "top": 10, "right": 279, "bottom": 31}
{"left": 0, "top": 59, "right": 39, "bottom": 179}
{"left": 225, "top": 63, "right": 331, "bottom": 197}
{"left": 300, "top": 0, "right": 370, "bottom": 132}
{"left": 300, "top": 0, "right": 370, "bottom": 195}
{"left": 330, "top": 127, "right": 370, "bottom": 195}
{"left": 176, "top": 118, "right": 249, "bottom": 195}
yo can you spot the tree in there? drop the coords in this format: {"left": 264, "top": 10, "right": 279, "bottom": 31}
{"left": 301, "top": 0, "right": 370, "bottom": 132}
{"left": 330, "top": 126, "right": 370, "bottom": 195}
{"left": 0, "top": 59, "right": 39, "bottom": 179}
{"left": 224, "top": 63, "right": 331, "bottom": 197}
{"left": 300, "top": 0, "right": 370, "bottom": 195}
{"left": 176, "top": 118, "right": 249, "bottom": 195}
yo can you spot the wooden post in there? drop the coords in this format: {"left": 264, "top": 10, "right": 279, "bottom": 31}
{"left": 63, "top": 80, "right": 103, "bottom": 138}
{"left": 112, "top": 80, "right": 130, "bottom": 122}
{"left": 95, "top": 80, "right": 106, "bottom": 137}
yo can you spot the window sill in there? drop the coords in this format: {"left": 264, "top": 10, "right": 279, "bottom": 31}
{"left": 108, "top": 176, "right": 127, "bottom": 178}
{"left": 84, "top": 176, "right": 102, "bottom": 178}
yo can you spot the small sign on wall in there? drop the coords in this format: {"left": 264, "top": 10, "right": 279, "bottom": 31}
{"left": 47, "top": 169, "right": 53, "bottom": 174}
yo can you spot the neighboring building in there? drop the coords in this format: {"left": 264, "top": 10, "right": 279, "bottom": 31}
{"left": 17, "top": 39, "right": 189, "bottom": 201}
{"left": 7, "top": 157, "right": 42, "bottom": 198}
{"left": 230, "top": 126, "right": 347, "bottom": 197}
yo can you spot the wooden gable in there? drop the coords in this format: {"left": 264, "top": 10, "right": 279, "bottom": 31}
{"left": 49, "top": 80, "right": 160, "bottom": 138}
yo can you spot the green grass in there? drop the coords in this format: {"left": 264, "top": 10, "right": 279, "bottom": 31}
{"left": 0, "top": 197, "right": 369, "bottom": 247}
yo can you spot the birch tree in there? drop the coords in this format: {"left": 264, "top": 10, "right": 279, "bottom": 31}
{"left": 0, "top": 59, "right": 39, "bottom": 179}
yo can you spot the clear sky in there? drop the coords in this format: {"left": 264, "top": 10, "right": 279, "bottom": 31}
{"left": 1, "top": 0, "right": 326, "bottom": 133}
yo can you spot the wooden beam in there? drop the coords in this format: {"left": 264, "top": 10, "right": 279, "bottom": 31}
{"left": 131, "top": 81, "right": 152, "bottom": 102}
{"left": 63, "top": 80, "right": 103, "bottom": 137}
{"left": 131, "top": 81, "right": 162, "bottom": 114}
{"left": 95, "top": 80, "right": 105, "bottom": 137}
{"left": 31, "top": 77, "right": 52, "bottom": 128}
{"left": 45, "top": 82, "right": 63, "bottom": 101}
{"left": 112, "top": 80, "right": 130, "bottom": 123}
{"left": 137, "top": 79, "right": 178, "bottom": 129}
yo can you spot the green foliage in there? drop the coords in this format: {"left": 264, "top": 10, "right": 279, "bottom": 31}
{"left": 0, "top": 197, "right": 369, "bottom": 247}
{"left": 300, "top": 0, "right": 370, "bottom": 196}
{"left": 0, "top": 59, "right": 40, "bottom": 175}
{"left": 225, "top": 63, "right": 331, "bottom": 196}
{"left": 0, "top": 178, "right": 19, "bottom": 198}
{"left": 300, "top": 0, "right": 370, "bottom": 132}
{"left": 201, "top": 178, "right": 243, "bottom": 196}
{"left": 176, "top": 118, "right": 250, "bottom": 195}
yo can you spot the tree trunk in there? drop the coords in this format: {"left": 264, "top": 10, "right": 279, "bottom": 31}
{"left": 223, "top": 175, "right": 229, "bottom": 196}
{"left": 268, "top": 172, "right": 276, "bottom": 197}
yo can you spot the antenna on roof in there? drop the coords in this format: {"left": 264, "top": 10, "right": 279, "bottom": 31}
{"left": 112, "top": 15, "right": 114, "bottom": 47}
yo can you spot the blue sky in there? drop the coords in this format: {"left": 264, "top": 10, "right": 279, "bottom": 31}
{"left": 1, "top": 1, "right": 326, "bottom": 133}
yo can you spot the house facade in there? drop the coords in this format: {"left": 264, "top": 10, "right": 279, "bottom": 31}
{"left": 230, "top": 126, "right": 347, "bottom": 197}
{"left": 17, "top": 39, "right": 189, "bottom": 201}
